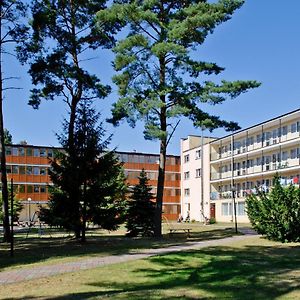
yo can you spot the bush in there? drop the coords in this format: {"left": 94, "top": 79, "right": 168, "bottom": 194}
{"left": 209, "top": 217, "right": 216, "bottom": 224}
{"left": 246, "top": 175, "right": 300, "bottom": 242}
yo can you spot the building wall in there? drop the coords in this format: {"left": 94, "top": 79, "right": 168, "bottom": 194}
{"left": 180, "top": 136, "right": 214, "bottom": 222}
{"left": 4, "top": 146, "right": 181, "bottom": 222}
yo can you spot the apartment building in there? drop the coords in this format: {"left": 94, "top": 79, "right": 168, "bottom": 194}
{"left": 210, "top": 108, "right": 300, "bottom": 222}
{"left": 180, "top": 135, "right": 215, "bottom": 222}
{"left": 4, "top": 145, "right": 181, "bottom": 221}
{"left": 181, "top": 108, "right": 300, "bottom": 223}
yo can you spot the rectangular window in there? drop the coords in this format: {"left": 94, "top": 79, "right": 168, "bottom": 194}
{"left": 5, "top": 147, "right": 12, "bottom": 156}
{"left": 184, "top": 154, "right": 189, "bottom": 163}
{"left": 221, "top": 203, "right": 232, "bottom": 216}
{"left": 40, "top": 186, "right": 46, "bottom": 193}
{"left": 47, "top": 149, "right": 53, "bottom": 158}
{"left": 34, "top": 185, "right": 40, "bottom": 193}
{"left": 184, "top": 171, "right": 190, "bottom": 180}
{"left": 184, "top": 188, "right": 190, "bottom": 196}
{"left": 282, "top": 151, "right": 288, "bottom": 161}
{"left": 33, "top": 167, "right": 39, "bottom": 175}
{"left": 26, "top": 148, "right": 33, "bottom": 156}
{"left": 40, "top": 149, "right": 46, "bottom": 157}
{"left": 19, "top": 166, "right": 25, "bottom": 174}
{"left": 291, "top": 123, "right": 297, "bottom": 133}
{"left": 12, "top": 148, "right": 18, "bottom": 156}
{"left": 196, "top": 168, "right": 201, "bottom": 178}
{"left": 237, "top": 202, "right": 246, "bottom": 216}
{"left": 27, "top": 185, "right": 33, "bottom": 193}
{"left": 256, "top": 134, "right": 262, "bottom": 143}
{"left": 195, "top": 150, "right": 201, "bottom": 159}
{"left": 19, "top": 148, "right": 25, "bottom": 156}
{"left": 40, "top": 168, "right": 47, "bottom": 175}
{"left": 6, "top": 166, "right": 11, "bottom": 174}
{"left": 33, "top": 149, "right": 40, "bottom": 157}
{"left": 18, "top": 185, "right": 25, "bottom": 193}
{"left": 282, "top": 126, "right": 288, "bottom": 135}
{"left": 291, "top": 149, "right": 297, "bottom": 159}
{"left": 12, "top": 165, "right": 19, "bottom": 174}
{"left": 26, "top": 166, "right": 33, "bottom": 175}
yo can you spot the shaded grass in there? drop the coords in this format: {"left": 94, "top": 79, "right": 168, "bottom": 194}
{"left": 1, "top": 236, "right": 300, "bottom": 299}
{"left": 0, "top": 224, "right": 236, "bottom": 272}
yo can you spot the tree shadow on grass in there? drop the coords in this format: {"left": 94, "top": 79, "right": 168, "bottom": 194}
{"left": 0, "top": 228, "right": 234, "bottom": 271}
{"left": 36, "top": 243, "right": 300, "bottom": 300}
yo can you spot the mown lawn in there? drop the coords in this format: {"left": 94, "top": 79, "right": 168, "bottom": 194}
{"left": 1, "top": 235, "right": 299, "bottom": 300}
{"left": 0, "top": 223, "right": 236, "bottom": 272}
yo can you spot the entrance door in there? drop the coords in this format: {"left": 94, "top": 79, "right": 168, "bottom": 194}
{"left": 210, "top": 203, "right": 216, "bottom": 219}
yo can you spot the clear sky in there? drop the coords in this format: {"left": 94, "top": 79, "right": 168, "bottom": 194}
{"left": 3, "top": 0, "right": 300, "bottom": 155}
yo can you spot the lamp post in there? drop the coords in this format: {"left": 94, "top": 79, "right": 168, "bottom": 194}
{"left": 28, "top": 197, "right": 32, "bottom": 224}
{"left": 232, "top": 186, "right": 238, "bottom": 234}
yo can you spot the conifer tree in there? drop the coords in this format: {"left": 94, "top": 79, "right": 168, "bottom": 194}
{"left": 97, "top": 0, "right": 261, "bottom": 236}
{"left": 40, "top": 102, "right": 128, "bottom": 241}
{"left": 126, "top": 169, "right": 155, "bottom": 237}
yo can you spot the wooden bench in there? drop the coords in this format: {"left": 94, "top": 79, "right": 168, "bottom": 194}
{"left": 169, "top": 228, "right": 192, "bottom": 237}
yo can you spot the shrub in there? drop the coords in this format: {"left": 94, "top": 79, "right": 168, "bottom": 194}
{"left": 209, "top": 217, "right": 216, "bottom": 224}
{"left": 246, "top": 175, "right": 300, "bottom": 242}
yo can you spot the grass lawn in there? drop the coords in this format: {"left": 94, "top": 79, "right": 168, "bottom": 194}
{"left": 1, "top": 235, "right": 299, "bottom": 300}
{"left": 0, "top": 223, "right": 237, "bottom": 272}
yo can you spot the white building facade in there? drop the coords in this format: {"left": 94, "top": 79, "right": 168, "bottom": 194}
{"left": 181, "top": 108, "right": 300, "bottom": 223}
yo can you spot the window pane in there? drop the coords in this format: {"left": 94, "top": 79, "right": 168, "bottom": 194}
{"left": 26, "top": 148, "right": 33, "bottom": 156}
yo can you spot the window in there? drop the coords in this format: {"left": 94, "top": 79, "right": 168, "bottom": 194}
{"left": 34, "top": 185, "right": 40, "bottom": 193}
{"left": 6, "top": 166, "right": 11, "bottom": 174}
{"left": 40, "top": 168, "right": 47, "bottom": 175}
{"left": 256, "top": 134, "right": 262, "bottom": 143}
{"left": 26, "top": 148, "right": 33, "bottom": 156}
{"left": 237, "top": 202, "right": 246, "bottom": 216}
{"left": 19, "top": 148, "right": 25, "bottom": 156}
{"left": 12, "top": 165, "right": 19, "bottom": 174}
{"left": 184, "top": 171, "right": 190, "bottom": 180}
{"left": 40, "top": 149, "right": 46, "bottom": 157}
{"left": 47, "top": 149, "right": 53, "bottom": 158}
{"left": 40, "top": 186, "right": 46, "bottom": 193}
{"left": 196, "top": 168, "right": 201, "bottom": 178}
{"left": 184, "top": 188, "right": 190, "bottom": 196}
{"left": 291, "top": 123, "right": 297, "bottom": 133}
{"left": 282, "top": 126, "right": 288, "bottom": 135}
{"left": 5, "top": 147, "right": 12, "bottom": 156}
{"left": 291, "top": 149, "right": 297, "bottom": 159}
{"left": 26, "top": 166, "right": 32, "bottom": 175}
{"left": 18, "top": 185, "right": 25, "bottom": 193}
{"left": 184, "top": 154, "right": 189, "bottom": 163}
{"left": 221, "top": 203, "right": 232, "bottom": 216}
{"left": 27, "top": 185, "right": 33, "bottom": 193}
{"left": 19, "top": 166, "right": 25, "bottom": 174}
{"left": 33, "top": 149, "right": 40, "bottom": 157}
{"left": 12, "top": 148, "right": 18, "bottom": 156}
{"left": 282, "top": 151, "right": 288, "bottom": 161}
{"left": 195, "top": 150, "right": 201, "bottom": 159}
{"left": 33, "top": 167, "right": 39, "bottom": 175}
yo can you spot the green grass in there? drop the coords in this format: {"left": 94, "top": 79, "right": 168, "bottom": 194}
{"left": 0, "top": 223, "right": 237, "bottom": 272}
{"left": 1, "top": 236, "right": 300, "bottom": 300}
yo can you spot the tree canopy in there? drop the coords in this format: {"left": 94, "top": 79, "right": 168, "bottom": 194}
{"left": 97, "top": 0, "right": 261, "bottom": 236}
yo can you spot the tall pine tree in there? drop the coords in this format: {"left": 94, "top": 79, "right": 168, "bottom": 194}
{"left": 126, "top": 169, "right": 155, "bottom": 237}
{"left": 97, "top": 0, "right": 261, "bottom": 236}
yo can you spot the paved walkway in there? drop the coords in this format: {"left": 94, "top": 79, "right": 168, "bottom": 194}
{"left": 0, "top": 232, "right": 258, "bottom": 285}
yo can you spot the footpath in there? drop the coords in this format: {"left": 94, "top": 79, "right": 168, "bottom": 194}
{"left": 0, "top": 229, "right": 257, "bottom": 285}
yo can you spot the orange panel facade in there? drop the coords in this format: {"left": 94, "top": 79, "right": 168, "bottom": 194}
{"left": 4, "top": 145, "right": 181, "bottom": 222}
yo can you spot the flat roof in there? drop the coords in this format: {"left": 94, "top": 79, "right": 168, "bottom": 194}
{"left": 210, "top": 107, "right": 300, "bottom": 143}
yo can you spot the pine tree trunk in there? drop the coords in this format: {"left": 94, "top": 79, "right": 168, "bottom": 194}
{"left": 0, "top": 6, "right": 11, "bottom": 243}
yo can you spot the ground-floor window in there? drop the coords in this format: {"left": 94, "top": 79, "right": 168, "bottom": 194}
{"left": 221, "top": 202, "right": 232, "bottom": 216}
{"left": 237, "top": 202, "right": 246, "bottom": 216}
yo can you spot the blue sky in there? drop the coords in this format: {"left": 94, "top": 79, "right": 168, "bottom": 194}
{"left": 3, "top": 1, "right": 300, "bottom": 155}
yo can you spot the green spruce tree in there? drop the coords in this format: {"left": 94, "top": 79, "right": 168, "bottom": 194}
{"left": 40, "top": 102, "right": 127, "bottom": 241}
{"left": 97, "top": 0, "right": 261, "bottom": 236}
{"left": 126, "top": 169, "right": 155, "bottom": 237}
